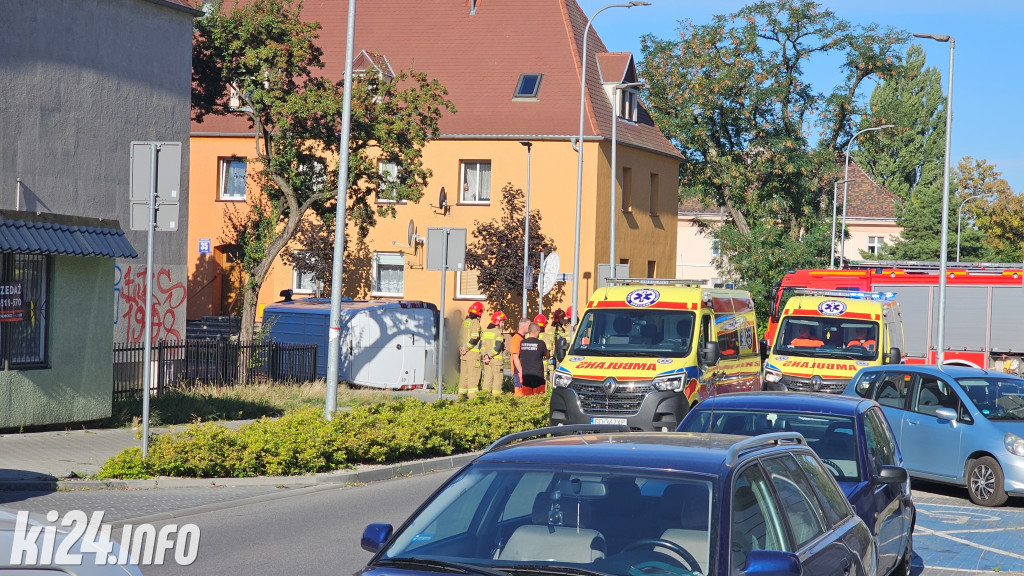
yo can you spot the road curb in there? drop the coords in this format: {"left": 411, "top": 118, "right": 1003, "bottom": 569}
{"left": 0, "top": 452, "right": 480, "bottom": 492}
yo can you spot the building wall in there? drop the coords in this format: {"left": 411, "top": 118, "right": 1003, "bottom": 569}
{"left": 844, "top": 220, "right": 903, "bottom": 262}
{"left": 0, "top": 0, "right": 195, "bottom": 343}
{"left": 187, "top": 136, "right": 680, "bottom": 326}
{"left": 676, "top": 212, "right": 725, "bottom": 284}
{"left": 0, "top": 256, "right": 114, "bottom": 429}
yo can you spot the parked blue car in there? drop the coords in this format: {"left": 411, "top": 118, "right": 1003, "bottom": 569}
{"left": 678, "top": 392, "right": 915, "bottom": 576}
{"left": 845, "top": 364, "right": 1024, "bottom": 507}
{"left": 358, "top": 425, "right": 877, "bottom": 576}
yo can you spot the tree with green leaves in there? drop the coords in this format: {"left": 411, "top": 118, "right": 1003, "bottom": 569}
{"left": 192, "top": 0, "right": 454, "bottom": 340}
{"left": 640, "top": 0, "right": 906, "bottom": 313}
{"left": 465, "top": 183, "right": 561, "bottom": 320}
{"left": 956, "top": 157, "right": 1021, "bottom": 262}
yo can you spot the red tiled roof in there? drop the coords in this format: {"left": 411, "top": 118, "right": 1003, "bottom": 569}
{"left": 842, "top": 160, "right": 901, "bottom": 219}
{"left": 148, "top": 0, "right": 204, "bottom": 16}
{"left": 192, "top": 0, "right": 681, "bottom": 158}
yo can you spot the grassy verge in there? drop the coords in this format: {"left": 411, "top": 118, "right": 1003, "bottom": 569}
{"left": 98, "top": 395, "right": 550, "bottom": 479}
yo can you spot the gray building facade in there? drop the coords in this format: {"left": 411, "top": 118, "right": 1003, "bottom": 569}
{"left": 1, "top": 0, "right": 199, "bottom": 344}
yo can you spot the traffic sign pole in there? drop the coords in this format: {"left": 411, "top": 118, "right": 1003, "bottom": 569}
{"left": 141, "top": 143, "right": 157, "bottom": 459}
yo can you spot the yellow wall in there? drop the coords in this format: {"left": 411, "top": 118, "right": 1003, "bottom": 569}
{"left": 186, "top": 135, "right": 679, "bottom": 328}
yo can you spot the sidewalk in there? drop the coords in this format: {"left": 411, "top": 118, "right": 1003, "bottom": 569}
{"left": 0, "top": 390, "right": 465, "bottom": 491}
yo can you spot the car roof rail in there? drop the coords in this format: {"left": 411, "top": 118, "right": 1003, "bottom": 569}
{"left": 486, "top": 424, "right": 631, "bottom": 453}
{"left": 725, "top": 432, "right": 806, "bottom": 467}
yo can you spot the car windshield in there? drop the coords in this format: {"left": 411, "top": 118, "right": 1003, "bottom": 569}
{"left": 958, "top": 377, "right": 1024, "bottom": 420}
{"left": 568, "top": 310, "right": 695, "bottom": 358}
{"left": 378, "top": 463, "right": 715, "bottom": 576}
{"left": 680, "top": 410, "right": 860, "bottom": 482}
{"left": 774, "top": 318, "right": 879, "bottom": 361}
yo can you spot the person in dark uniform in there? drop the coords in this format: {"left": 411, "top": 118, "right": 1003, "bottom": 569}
{"left": 518, "top": 322, "right": 549, "bottom": 395}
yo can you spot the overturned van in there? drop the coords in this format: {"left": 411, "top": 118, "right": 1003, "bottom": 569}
{"left": 549, "top": 280, "right": 762, "bottom": 431}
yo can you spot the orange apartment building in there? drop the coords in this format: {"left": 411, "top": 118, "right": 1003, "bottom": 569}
{"left": 187, "top": 0, "right": 682, "bottom": 333}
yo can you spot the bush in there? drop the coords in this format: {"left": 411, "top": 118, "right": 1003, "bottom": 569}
{"left": 97, "top": 395, "right": 550, "bottom": 479}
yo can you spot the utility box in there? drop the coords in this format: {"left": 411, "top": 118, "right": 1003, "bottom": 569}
{"left": 263, "top": 298, "right": 438, "bottom": 390}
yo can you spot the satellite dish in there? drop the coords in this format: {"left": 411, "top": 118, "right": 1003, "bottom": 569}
{"left": 431, "top": 187, "right": 450, "bottom": 215}
{"left": 407, "top": 219, "right": 415, "bottom": 247}
{"left": 540, "top": 252, "right": 560, "bottom": 296}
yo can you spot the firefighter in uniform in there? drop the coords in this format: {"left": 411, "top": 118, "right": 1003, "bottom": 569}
{"left": 534, "top": 313, "right": 555, "bottom": 386}
{"left": 458, "top": 302, "right": 485, "bottom": 399}
{"left": 480, "top": 311, "right": 508, "bottom": 396}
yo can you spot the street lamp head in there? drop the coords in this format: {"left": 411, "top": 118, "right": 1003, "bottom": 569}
{"left": 519, "top": 140, "right": 532, "bottom": 149}
{"left": 628, "top": 1, "right": 652, "bottom": 6}
{"left": 914, "top": 33, "right": 951, "bottom": 42}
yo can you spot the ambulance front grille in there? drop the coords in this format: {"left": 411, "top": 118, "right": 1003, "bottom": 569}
{"left": 780, "top": 375, "right": 848, "bottom": 394}
{"left": 570, "top": 380, "right": 653, "bottom": 414}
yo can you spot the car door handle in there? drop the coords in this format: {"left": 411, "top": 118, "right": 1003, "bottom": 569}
{"left": 907, "top": 419, "right": 920, "bottom": 426}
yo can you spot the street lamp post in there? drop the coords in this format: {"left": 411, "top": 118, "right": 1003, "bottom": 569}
{"left": 520, "top": 141, "right": 532, "bottom": 316}
{"left": 571, "top": 1, "right": 650, "bottom": 326}
{"left": 915, "top": 32, "right": 954, "bottom": 364}
{"left": 840, "top": 124, "right": 894, "bottom": 268}
{"left": 830, "top": 178, "right": 851, "bottom": 269}
{"left": 609, "top": 81, "right": 643, "bottom": 280}
{"left": 956, "top": 193, "right": 986, "bottom": 262}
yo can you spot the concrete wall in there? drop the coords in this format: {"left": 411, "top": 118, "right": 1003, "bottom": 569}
{"left": 0, "top": 256, "right": 114, "bottom": 429}
{"left": 0, "top": 0, "right": 195, "bottom": 343}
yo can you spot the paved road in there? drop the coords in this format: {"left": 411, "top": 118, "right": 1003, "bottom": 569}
{"left": 3, "top": 474, "right": 1024, "bottom": 575}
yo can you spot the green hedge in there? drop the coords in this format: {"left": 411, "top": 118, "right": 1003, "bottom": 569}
{"left": 98, "top": 395, "right": 550, "bottom": 479}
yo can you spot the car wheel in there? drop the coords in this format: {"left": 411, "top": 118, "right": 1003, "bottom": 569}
{"left": 893, "top": 531, "right": 913, "bottom": 576}
{"left": 967, "top": 456, "right": 1008, "bottom": 507}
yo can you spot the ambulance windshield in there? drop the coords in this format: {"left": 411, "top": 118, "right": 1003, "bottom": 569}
{"left": 775, "top": 318, "right": 879, "bottom": 360}
{"left": 569, "top": 310, "right": 696, "bottom": 358}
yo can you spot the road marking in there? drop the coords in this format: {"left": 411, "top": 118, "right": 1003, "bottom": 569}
{"left": 915, "top": 525, "right": 1024, "bottom": 561}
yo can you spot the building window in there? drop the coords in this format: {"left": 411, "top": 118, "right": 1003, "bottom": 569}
{"left": 649, "top": 173, "right": 660, "bottom": 215}
{"left": 618, "top": 87, "right": 639, "bottom": 121}
{"left": 377, "top": 160, "right": 406, "bottom": 204}
{"left": 712, "top": 239, "right": 721, "bottom": 256}
{"left": 372, "top": 252, "right": 405, "bottom": 297}
{"left": 456, "top": 269, "right": 486, "bottom": 299}
{"left": 867, "top": 236, "right": 884, "bottom": 255}
{"left": 291, "top": 254, "right": 318, "bottom": 295}
{"left": 513, "top": 74, "right": 543, "bottom": 99}
{"left": 461, "top": 161, "right": 491, "bottom": 204}
{"left": 219, "top": 158, "right": 247, "bottom": 201}
{"left": 647, "top": 260, "right": 657, "bottom": 278}
{"left": 0, "top": 254, "right": 49, "bottom": 369}
{"left": 620, "top": 166, "right": 633, "bottom": 212}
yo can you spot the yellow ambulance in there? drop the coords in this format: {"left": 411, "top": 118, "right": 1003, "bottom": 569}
{"left": 549, "top": 279, "right": 762, "bottom": 431}
{"left": 762, "top": 289, "right": 904, "bottom": 393}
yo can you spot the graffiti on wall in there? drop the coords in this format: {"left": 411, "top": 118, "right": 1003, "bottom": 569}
{"left": 114, "top": 264, "right": 187, "bottom": 343}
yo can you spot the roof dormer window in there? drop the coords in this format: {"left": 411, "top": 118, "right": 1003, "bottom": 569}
{"left": 513, "top": 74, "right": 543, "bottom": 99}
{"left": 618, "top": 86, "right": 639, "bottom": 122}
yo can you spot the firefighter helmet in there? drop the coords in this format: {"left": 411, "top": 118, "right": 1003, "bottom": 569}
{"left": 552, "top": 308, "right": 566, "bottom": 325}
{"left": 533, "top": 313, "right": 547, "bottom": 328}
{"left": 491, "top": 311, "right": 507, "bottom": 325}
{"left": 467, "top": 302, "right": 484, "bottom": 317}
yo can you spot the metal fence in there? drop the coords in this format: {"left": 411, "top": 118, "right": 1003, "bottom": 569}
{"left": 113, "top": 339, "right": 318, "bottom": 400}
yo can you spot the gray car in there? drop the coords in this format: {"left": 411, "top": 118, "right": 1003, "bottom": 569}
{"left": 845, "top": 364, "right": 1024, "bottom": 506}
{"left": 0, "top": 508, "right": 144, "bottom": 575}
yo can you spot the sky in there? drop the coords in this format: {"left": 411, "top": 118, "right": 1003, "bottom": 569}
{"left": 579, "top": 0, "right": 1023, "bottom": 192}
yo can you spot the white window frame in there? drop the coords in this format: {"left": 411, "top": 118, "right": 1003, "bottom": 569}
{"left": 377, "top": 160, "right": 406, "bottom": 204}
{"left": 219, "top": 158, "right": 248, "bottom": 201}
{"left": 867, "top": 236, "right": 884, "bottom": 255}
{"left": 291, "top": 253, "right": 318, "bottom": 295}
{"left": 456, "top": 269, "right": 487, "bottom": 300}
{"left": 372, "top": 252, "right": 405, "bottom": 297}
{"left": 618, "top": 88, "right": 639, "bottom": 122}
{"left": 460, "top": 161, "right": 492, "bottom": 204}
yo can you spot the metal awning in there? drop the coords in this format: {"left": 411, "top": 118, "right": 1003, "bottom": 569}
{"left": 0, "top": 210, "right": 138, "bottom": 258}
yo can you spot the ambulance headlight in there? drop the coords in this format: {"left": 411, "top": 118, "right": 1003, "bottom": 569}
{"left": 552, "top": 372, "right": 573, "bottom": 388}
{"left": 1005, "top": 432, "right": 1024, "bottom": 457}
{"left": 653, "top": 374, "right": 685, "bottom": 392}
{"left": 764, "top": 368, "right": 783, "bottom": 383}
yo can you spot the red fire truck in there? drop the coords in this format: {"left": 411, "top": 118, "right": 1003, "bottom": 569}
{"left": 765, "top": 261, "right": 1024, "bottom": 371}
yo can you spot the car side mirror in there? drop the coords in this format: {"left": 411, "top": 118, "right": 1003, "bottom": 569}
{"left": 875, "top": 465, "right": 908, "bottom": 485}
{"left": 934, "top": 407, "right": 957, "bottom": 422}
{"left": 885, "top": 347, "right": 901, "bottom": 365}
{"left": 361, "top": 523, "right": 393, "bottom": 553}
{"left": 555, "top": 337, "right": 568, "bottom": 362}
{"left": 700, "top": 341, "right": 721, "bottom": 366}
{"left": 759, "top": 337, "right": 769, "bottom": 360}
{"left": 744, "top": 549, "right": 801, "bottom": 576}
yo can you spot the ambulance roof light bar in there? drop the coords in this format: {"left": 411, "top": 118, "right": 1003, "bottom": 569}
{"left": 793, "top": 288, "right": 896, "bottom": 301}
{"left": 605, "top": 278, "right": 706, "bottom": 287}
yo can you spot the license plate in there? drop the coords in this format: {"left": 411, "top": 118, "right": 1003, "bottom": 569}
{"left": 591, "top": 417, "right": 627, "bottom": 425}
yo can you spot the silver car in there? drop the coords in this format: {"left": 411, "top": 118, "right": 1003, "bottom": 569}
{"left": 0, "top": 508, "right": 144, "bottom": 575}
{"left": 845, "top": 364, "right": 1024, "bottom": 506}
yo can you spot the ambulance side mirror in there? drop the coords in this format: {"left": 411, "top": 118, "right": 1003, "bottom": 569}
{"left": 759, "top": 338, "right": 769, "bottom": 361}
{"left": 555, "top": 337, "right": 568, "bottom": 363}
{"left": 700, "top": 341, "right": 721, "bottom": 367}
{"left": 885, "top": 347, "right": 902, "bottom": 365}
